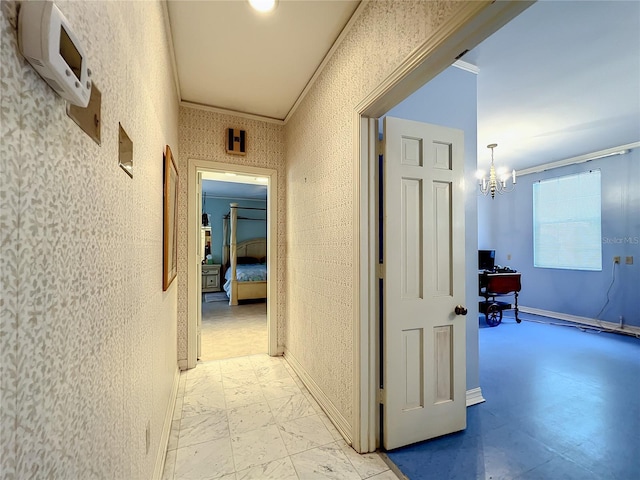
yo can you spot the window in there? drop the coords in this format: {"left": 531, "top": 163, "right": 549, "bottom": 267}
{"left": 533, "top": 170, "right": 602, "bottom": 271}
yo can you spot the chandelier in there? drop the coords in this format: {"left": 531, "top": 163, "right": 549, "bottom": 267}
{"left": 478, "top": 143, "right": 516, "bottom": 198}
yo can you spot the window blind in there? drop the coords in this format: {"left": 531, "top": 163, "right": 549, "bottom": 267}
{"left": 533, "top": 170, "right": 602, "bottom": 271}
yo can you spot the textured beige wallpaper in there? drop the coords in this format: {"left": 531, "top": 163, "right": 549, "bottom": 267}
{"left": 0, "top": 1, "right": 179, "bottom": 477}
{"left": 177, "top": 107, "right": 286, "bottom": 363}
{"left": 284, "top": 0, "right": 468, "bottom": 432}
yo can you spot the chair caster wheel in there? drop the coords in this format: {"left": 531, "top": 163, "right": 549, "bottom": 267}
{"left": 485, "top": 303, "right": 502, "bottom": 327}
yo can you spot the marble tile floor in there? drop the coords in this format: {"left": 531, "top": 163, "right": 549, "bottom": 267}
{"left": 162, "top": 353, "right": 400, "bottom": 480}
{"left": 199, "top": 297, "right": 268, "bottom": 362}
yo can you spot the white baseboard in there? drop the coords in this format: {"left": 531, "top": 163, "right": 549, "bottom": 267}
{"left": 154, "top": 366, "right": 180, "bottom": 480}
{"left": 466, "top": 387, "right": 485, "bottom": 406}
{"left": 283, "top": 348, "right": 353, "bottom": 445}
{"left": 519, "top": 306, "right": 640, "bottom": 336}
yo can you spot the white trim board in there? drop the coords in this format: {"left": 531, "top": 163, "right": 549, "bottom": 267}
{"left": 153, "top": 367, "right": 180, "bottom": 480}
{"left": 187, "top": 159, "right": 280, "bottom": 369}
{"left": 466, "top": 387, "right": 486, "bottom": 407}
{"left": 284, "top": 0, "right": 369, "bottom": 124}
{"left": 284, "top": 348, "right": 353, "bottom": 445}
{"left": 180, "top": 101, "right": 285, "bottom": 125}
{"left": 354, "top": 0, "right": 534, "bottom": 454}
{"left": 452, "top": 59, "right": 479, "bottom": 75}
{"left": 520, "top": 306, "right": 640, "bottom": 336}
{"left": 517, "top": 142, "right": 639, "bottom": 176}
{"left": 161, "top": 0, "right": 182, "bottom": 105}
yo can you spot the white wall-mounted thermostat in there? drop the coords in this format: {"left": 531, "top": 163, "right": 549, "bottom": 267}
{"left": 18, "top": 0, "right": 91, "bottom": 107}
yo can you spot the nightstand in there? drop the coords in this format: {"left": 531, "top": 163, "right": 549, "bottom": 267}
{"left": 202, "top": 264, "right": 222, "bottom": 292}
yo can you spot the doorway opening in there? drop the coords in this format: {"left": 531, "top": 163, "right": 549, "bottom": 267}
{"left": 199, "top": 174, "right": 268, "bottom": 361}
{"left": 187, "top": 159, "right": 279, "bottom": 370}
{"left": 353, "top": 1, "right": 530, "bottom": 454}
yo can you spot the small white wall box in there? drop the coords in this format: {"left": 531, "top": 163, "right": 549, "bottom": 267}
{"left": 19, "top": 0, "right": 91, "bottom": 107}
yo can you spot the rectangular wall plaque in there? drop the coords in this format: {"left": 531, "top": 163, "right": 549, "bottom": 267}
{"left": 226, "top": 128, "right": 246, "bottom": 155}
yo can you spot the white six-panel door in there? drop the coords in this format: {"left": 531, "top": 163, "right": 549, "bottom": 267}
{"left": 382, "top": 116, "right": 466, "bottom": 450}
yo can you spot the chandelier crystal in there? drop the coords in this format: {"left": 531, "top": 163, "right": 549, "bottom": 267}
{"left": 478, "top": 143, "right": 516, "bottom": 198}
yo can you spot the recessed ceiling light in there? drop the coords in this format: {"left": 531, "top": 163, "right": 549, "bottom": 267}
{"left": 248, "top": 0, "right": 278, "bottom": 13}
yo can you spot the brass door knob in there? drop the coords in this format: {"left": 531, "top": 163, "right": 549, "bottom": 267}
{"left": 455, "top": 305, "right": 468, "bottom": 316}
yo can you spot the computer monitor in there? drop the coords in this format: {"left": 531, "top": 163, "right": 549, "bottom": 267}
{"left": 479, "top": 250, "right": 496, "bottom": 271}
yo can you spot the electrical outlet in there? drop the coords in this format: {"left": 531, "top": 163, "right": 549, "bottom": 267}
{"left": 507, "top": 254, "right": 512, "bottom": 261}
{"left": 614, "top": 256, "right": 620, "bottom": 264}
{"left": 626, "top": 256, "right": 633, "bottom": 265}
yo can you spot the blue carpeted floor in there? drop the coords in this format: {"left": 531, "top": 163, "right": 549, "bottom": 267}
{"left": 386, "top": 312, "right": 640, "bottom": 479}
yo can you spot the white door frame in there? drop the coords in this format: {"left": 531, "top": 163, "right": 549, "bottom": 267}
{"left": 187, "top": 158, "right": 279, "bottom": 369}
{"left": 352, "top": 1, "right": 533, "bottom": 453}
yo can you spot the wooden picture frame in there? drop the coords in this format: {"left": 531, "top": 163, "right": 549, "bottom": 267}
{"left": 163, "top": 145, "right": 178, "bottom": 290}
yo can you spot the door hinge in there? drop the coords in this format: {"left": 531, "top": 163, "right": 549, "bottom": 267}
{"left": 377, "top": 263, "right": 384, "bottom": 279}
{"left": 378, "top": 388, "right": 386, "bottom": 404}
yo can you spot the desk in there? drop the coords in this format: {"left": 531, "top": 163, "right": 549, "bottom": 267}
{"left": 479, "top": 271, "right": 521, "bottom": 326}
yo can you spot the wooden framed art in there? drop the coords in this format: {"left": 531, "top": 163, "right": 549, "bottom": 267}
{"left": 163, "top": 145, "right": 178, "bottom": 290}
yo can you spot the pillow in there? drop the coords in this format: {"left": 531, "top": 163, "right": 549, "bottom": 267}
{"left": 258, "top": 256, "right": 267, "bottom": 264}
{"left": 237, "top": 256, "right": 259, "bottom": 265}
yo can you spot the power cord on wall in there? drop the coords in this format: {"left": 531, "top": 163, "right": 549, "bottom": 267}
{"left": 594, "top": 259, "right": 618, "bottom": 323}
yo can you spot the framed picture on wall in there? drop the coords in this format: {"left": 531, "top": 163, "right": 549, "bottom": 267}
{"left": 163, "top": 145, "right": 178, "bottom": 290}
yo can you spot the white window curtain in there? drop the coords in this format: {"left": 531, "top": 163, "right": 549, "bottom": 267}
{"left": 533, "top": 170, "right": 602, "bottom": 271}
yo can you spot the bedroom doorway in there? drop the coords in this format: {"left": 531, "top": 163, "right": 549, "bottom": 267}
{"left": 187, "top": 159, "right": 279, "bottom": 369}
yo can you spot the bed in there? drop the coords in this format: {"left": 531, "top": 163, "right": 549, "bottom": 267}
{"left": 223, "top": 203, "right": 268, "bottom": 305}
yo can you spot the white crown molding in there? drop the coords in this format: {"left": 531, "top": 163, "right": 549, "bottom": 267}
{"left": 453, "top": 59, "right": 479, "bottom": 74}
{"left": 284, "top": 0, "right": 370, "bottom": 124}
{"left": 180, "top": 101, "right": 285, "bottom": 125}
{"left": 175, "top": 2, "right": 369, "bottom": 127}
{"left": 161, "top": 0, "right": 182, "bottom": 104}
{"left": 517, "top": 142, "right": 639, "bottom": 176}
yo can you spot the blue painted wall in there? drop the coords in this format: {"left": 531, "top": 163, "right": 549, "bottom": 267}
{"left": 478, "top": 149, "right": 640, "bottom": 326}
{"left": 203, "top": 197, "right": 267, "bottom": 265}
{"left": 385, "top": 65, "right": 480, "bottom": 391}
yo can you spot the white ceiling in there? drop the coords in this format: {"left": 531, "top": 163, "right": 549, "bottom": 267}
{"left": 166, "top": 0, "right": 639, "bottom": 172}
{"left": 167, "top": 0, "right": 360, "bottom": 120}
{"left": 471, "top": 0, "right": 640, "bottom": 172}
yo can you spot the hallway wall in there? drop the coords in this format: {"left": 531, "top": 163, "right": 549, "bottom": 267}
{"left": 177, "top": 107, "right": 286, "bottom": 363}
{"left": 0, "top": 1, "right": 178, "bottom": 478}
{"left": 284, "top": 0, "right": 482, "bottom": 437}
